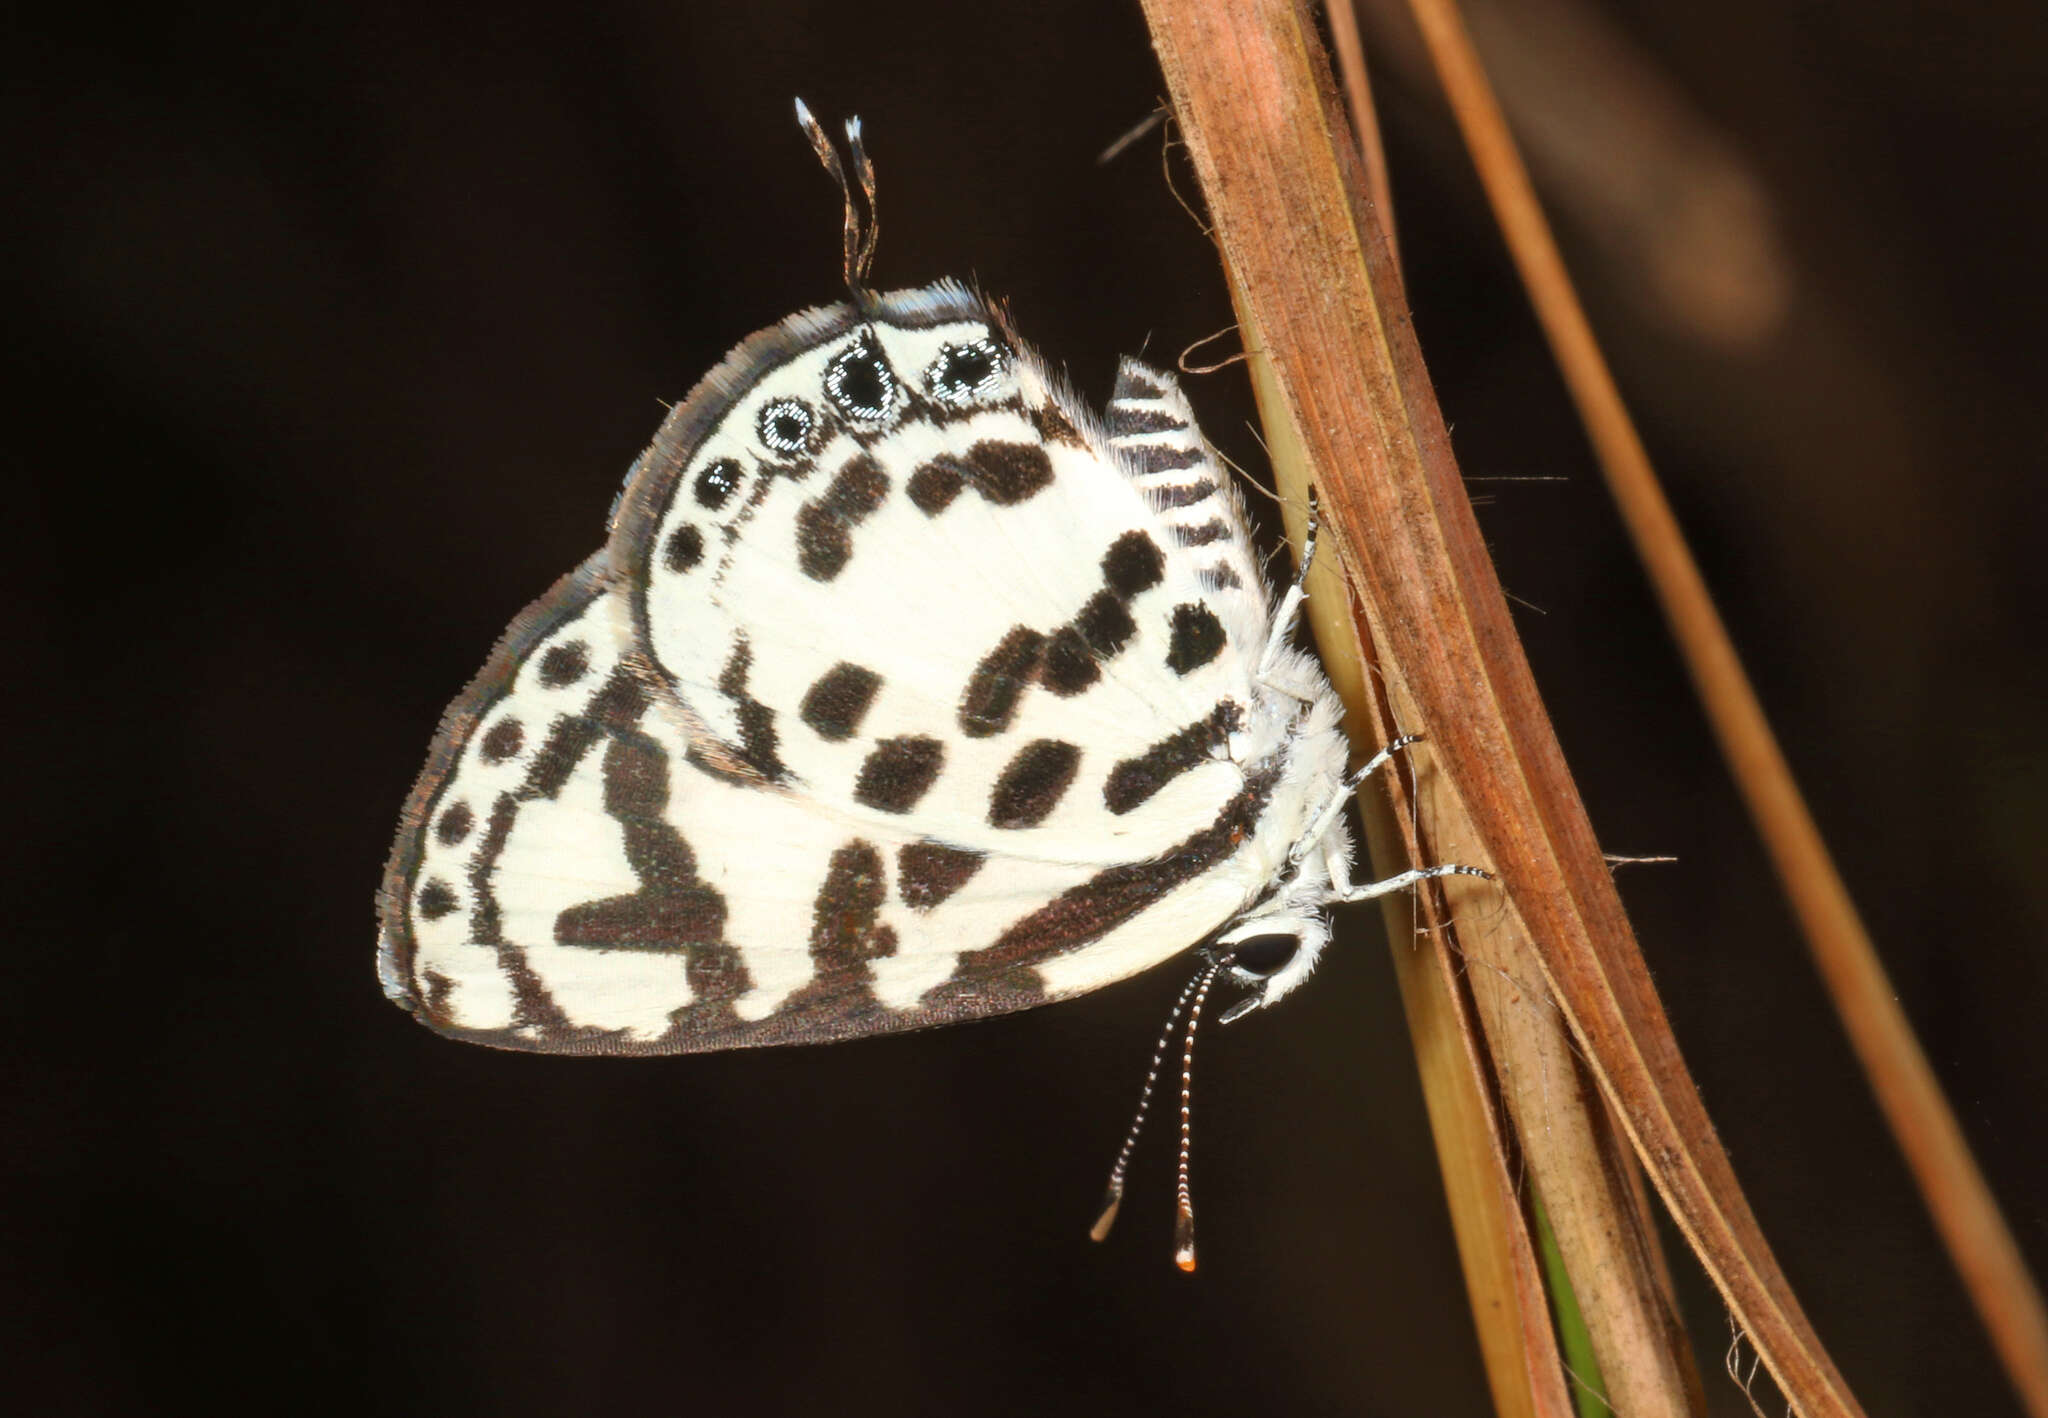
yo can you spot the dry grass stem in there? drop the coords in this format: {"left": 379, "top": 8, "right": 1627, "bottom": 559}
{"left": 1238, "top": 298, "right": 1572, "bottom": 1418}
{"left": 1398, "top": 0, "right": 2048, "bottom": 1411}
{"left": 1323, "top": 0, "right": 1399, "bottom": 270}
{"left": 1139, "top": 0, "right": 1867, "bottom": 1414}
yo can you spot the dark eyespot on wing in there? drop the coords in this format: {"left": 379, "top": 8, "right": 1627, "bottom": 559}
{"left": 897, "top": 841, "right": 984, "bottom": 912}
{"left": 695, "top": 458, "right": 745, "bottom": 510}
{"left": 796, "top": 453, "right": 890, "bottom": 581}
{"left": 1101, "top": 530, "right": 1165, "bottom": 598}
{"left": 925, "top": 338, "right": 1007, "bottom": 404}
{"left": 758, "top": 397, "right": 817, "bottom": 454}
{"left": 825, "top": 335, "right": 899, "bottom": 422}
{"left": 959, "top": 627, "right": 1046, "bottom": 738}
{"left": 1165, "top": 603, "right": 1227, "bottom": 675}
{"left": 800, "top": 663, "right": 883, "bottom": 742}
{"left": 989, "top": 739, "right": 1082, "bottom": 829}
{"left": 854, "top": 736, "right": 946, "bottom": 813}
{"left": 1103, "top": 702, "right": 1244, "bottom": 814}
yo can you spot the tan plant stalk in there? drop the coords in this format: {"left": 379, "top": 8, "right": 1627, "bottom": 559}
{"left": 1138, "top": 1, "right": 1867, "bottom": 1414}
{"left": 1393, "top": 3, "right": 2048, "bottom": 1412}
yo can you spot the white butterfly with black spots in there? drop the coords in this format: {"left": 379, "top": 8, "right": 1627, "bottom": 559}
{"left": 377, "top": 111, "right": 1479, "bottom": 1065}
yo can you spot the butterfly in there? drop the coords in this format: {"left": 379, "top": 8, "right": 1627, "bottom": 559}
{"left": 377, "top": 102, "right": 1482, "bottom": 1265}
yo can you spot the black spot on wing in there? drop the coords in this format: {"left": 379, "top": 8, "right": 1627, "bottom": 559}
{"left": 961, "top": 441, "right": 1054, "bottom": 504}
{"left": 1103, "top": 702, "right": 1244, "bottom": 815}
{"left": 1073, "top": 591, "right": 1137, "bottom": 654}
{"left": 989, "top": 740, "right": 1081, "bottom": 829}
{"left": 435, "top": 802, "right": 473, "bottom": 846}
{"left": 717, "top": 638, "right": 783, "bottom": 779}
{"left": 417, "top": 879, "right": 458, "bottom": 920}
{"left": 1033, "top": 402, "right": 1086, "bottom": 447}
{"left": 926, "top": 765, "right": 1279, "bottom": 999}
{"left": 807, "top": 842, "right": 899, "bottom": 972}
{"left": 897, "top": 842, "right": 985, "bottom": 912}
{"left": 1165, "top": 603, "right": 1227, "bottom": 675}
{"left": 554, "top": 729, "right": 730, "bottom": 954}
{"left": 1172, "top": 519, "right": 1231, "bottom": 547}
{"left": 1199, "top": 564, "right": 1243, "bottom": 592}
{"left": 959, "top": 627, "right": 1046, "bottom": 738}
{"left": 796, "top": 453, "right": 890, "bottom": 581}
{"left": 1125, "top": 443, "right": 1205, "bottom": 475}
{"left": 1101, "top": 530, "right": 1165, "bottom": 598}
{"left": 1149, "top": 480, "right": 1216, "bottom": 509}
{"left": 1108, "top": 404, "right": 1188, "bottom": 437}
{"left": 800, "top": 663, "right": 883, "bottom": 742}
{"left": 663, "top": 523, "right": 705, "bottom": 573}
{"left": 527, "top": 671, "right": 647, "bottom": 800}
{"left": 1111, "top": 365, "right": 1169, "bottom": 400}
{"left": 540, "top": 721, "right": 748, "bottom": 1024}
{"left": 444, "top": 665, "right": 670, "bottom": 1043}
{"left": 1041, "top": 590, "right": 1138, "bottom": 699}
{"left": 907, "top": 460, "right": 963, "bottom": 515}
{"left": 907, "top": 440, "right": 1054, "bottom": 515}
{"left": 1040, "top": 627, "right": 1100, "bottom": 696}
{"left": 538, "top": 641, "right": 590, "bottom": 688}
{"left": 855, "top": 736, "right": 946, "bottom": 813}
{"left": 480, "top": 718, "right": 524, "bottom": 763}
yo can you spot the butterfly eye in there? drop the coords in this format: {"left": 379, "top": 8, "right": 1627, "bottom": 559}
{"left": 824, "top": 337, "right": 900, "bottom": 422}
{"left": 925, "top": 338, "right": 1007, "bottom": 405}
{"left": 694, "top": 457, "right": 745, "bottom": 510}
{"left": 1228, "top": 934, "right": 1300, "bottom": 979}
{"left": 757, "top": 398, "right": 817, "bottom": 454}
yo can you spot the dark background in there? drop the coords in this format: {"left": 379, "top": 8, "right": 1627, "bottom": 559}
{"left": 9, "top": 2, "right": 2045, "bottom": 1414}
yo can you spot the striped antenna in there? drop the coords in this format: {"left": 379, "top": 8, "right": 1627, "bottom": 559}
{"left": 1173, "top": 959, "right": 1223, "bottom": 1272}
{"left": 1090, "top": 962, "right": 1211, "bottom": 1243}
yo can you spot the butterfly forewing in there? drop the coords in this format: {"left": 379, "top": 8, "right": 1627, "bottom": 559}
{"left": 381, "top": 282, "right": 1299, "bottom": 1054}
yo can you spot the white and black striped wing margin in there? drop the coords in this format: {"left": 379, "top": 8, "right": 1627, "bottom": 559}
{"left": 379, "top": 283, "right": 1287, "bottom": 1054}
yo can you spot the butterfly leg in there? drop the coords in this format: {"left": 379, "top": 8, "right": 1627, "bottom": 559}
{"left": 1287, "top": 733, "right": 1424, "bottom": 866}
{"left": 1331, "top": 861, "right": 1494, "bottom": 904}
{"left": 1296, "top": 735, "right": 1494, "bottom": 902}
{"left": 1254, "top": 490, "right": 1324, "bottom": 701}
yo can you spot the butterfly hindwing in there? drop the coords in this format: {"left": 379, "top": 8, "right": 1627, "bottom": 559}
{"left": 381, "top": 282, "right": 1307, "bottom": 1053}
